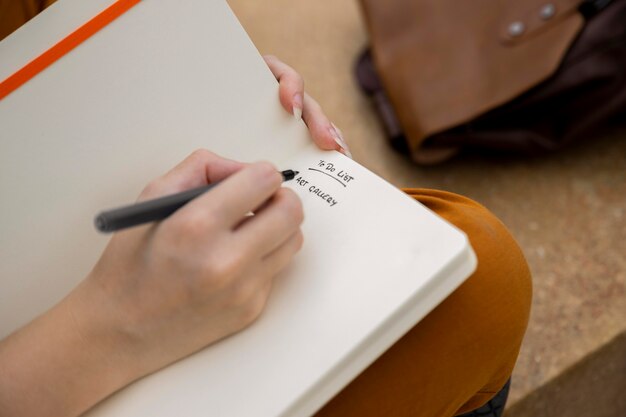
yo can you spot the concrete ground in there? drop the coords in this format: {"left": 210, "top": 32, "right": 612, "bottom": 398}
{"left": 228, "top": 0, "right": 626, "bottom": 414}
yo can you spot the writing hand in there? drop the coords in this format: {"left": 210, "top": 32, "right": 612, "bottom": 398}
{"left": 80, "top": 149, "right": 305, "bottom": 387}
{"left": 0, "top": 150, "right": 304, "bottom": 417}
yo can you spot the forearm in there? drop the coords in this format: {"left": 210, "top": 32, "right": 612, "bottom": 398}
{"left": 0, "top": 285, "right": 136, "bottom": 417}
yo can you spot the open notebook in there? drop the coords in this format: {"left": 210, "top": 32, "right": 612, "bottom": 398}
{"left": 0, "top": 1, "right": 477, "bottom": 416}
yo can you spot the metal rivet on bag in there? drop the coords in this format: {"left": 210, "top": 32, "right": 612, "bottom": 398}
{"left": 508, "top": 21, "right": 525, "bottom": 37}
{"left": 540, "top": 4, "right": 556, "bottom": 20}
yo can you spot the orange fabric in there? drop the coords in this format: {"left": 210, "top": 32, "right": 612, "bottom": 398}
{"left": 1, "top": 3, "right": 532, "bottom": 415}
{"left": 0, "top": 0, "right": 140, "bottom": 101}
{"left": 315, "top": 189, "right": 532, "bottom": 416}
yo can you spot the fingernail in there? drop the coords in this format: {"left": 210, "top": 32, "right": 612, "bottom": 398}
{"left": 340, "top": 147, "right": 353, "bottom": 159}
{"left": 293, "top": 93, "right": 303, "bottom": 121}
{"left": 330, "top": 124, "right": 352, "bottom": 158}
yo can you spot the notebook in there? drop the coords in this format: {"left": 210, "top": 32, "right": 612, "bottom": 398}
{"left": 0, "top": 1, "right": 477, "bottom": 416}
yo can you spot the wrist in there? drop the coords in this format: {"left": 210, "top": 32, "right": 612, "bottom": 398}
{"left": 0, "top": 276, "right": 143, "bottom": 417}
{"left": 65, "top": 274, "right": 148, "bottom": 390}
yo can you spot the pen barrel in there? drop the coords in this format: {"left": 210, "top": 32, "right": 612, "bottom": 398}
{"left": 95, "top": 184, "right": 214, "bottom": 232}
{"left": 95, "top": 170, "right": 295, "bottom": 233}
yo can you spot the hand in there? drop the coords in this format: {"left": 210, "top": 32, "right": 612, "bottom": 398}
{"left": 0, "top": 150, "right": 304, "bottom": 417}
{"left": 78, "top": 149, "right": 305, "bottom": 380}
{"left": 264, "top": 55, "right": 352, "bottom": 158}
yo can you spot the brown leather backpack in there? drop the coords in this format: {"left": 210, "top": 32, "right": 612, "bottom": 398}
{"left": 356, "top": 0, "right": 626, "bottom": 164}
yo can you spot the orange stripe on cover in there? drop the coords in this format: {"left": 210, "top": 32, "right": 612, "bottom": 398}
{"left": 0, "top": 0, "right": 142, "bottom": 101}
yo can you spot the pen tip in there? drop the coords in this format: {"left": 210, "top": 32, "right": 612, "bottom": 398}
{"left": 281, "top": 169, "right": 299, "bottom": 181}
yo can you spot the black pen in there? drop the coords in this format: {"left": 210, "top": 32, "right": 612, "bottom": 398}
{"left": 95, "top": 169, "right": 299, "bottom": 233}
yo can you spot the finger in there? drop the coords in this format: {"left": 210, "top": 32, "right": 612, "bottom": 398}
{"left": 235, "top": 230, "right": 303, "bottom": 308}
{"left": 139, "top": 149, "right": 245, "bottom": 201}
{"left": 259, "top": 230, "right": 304, "bottom": 278}
{"left": 239, "top": 231, "right": 303, "bottom": 318}
{"left": 302, "top": 93, "right": 352, "bottom": 157}
{"left": 227, "top": 267, "right": 275, "bottom": 327}
{"left": 330, "top": 123, "right": 352, "bottom": 159}
{"left": 235, "top": 188, "right": 304, "bottom": 258}
{"left": 263, "top": 55, "right": 304, "bottom": 120}
{"left": 174, "top": 161, "right": 283, "bottom": 229}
